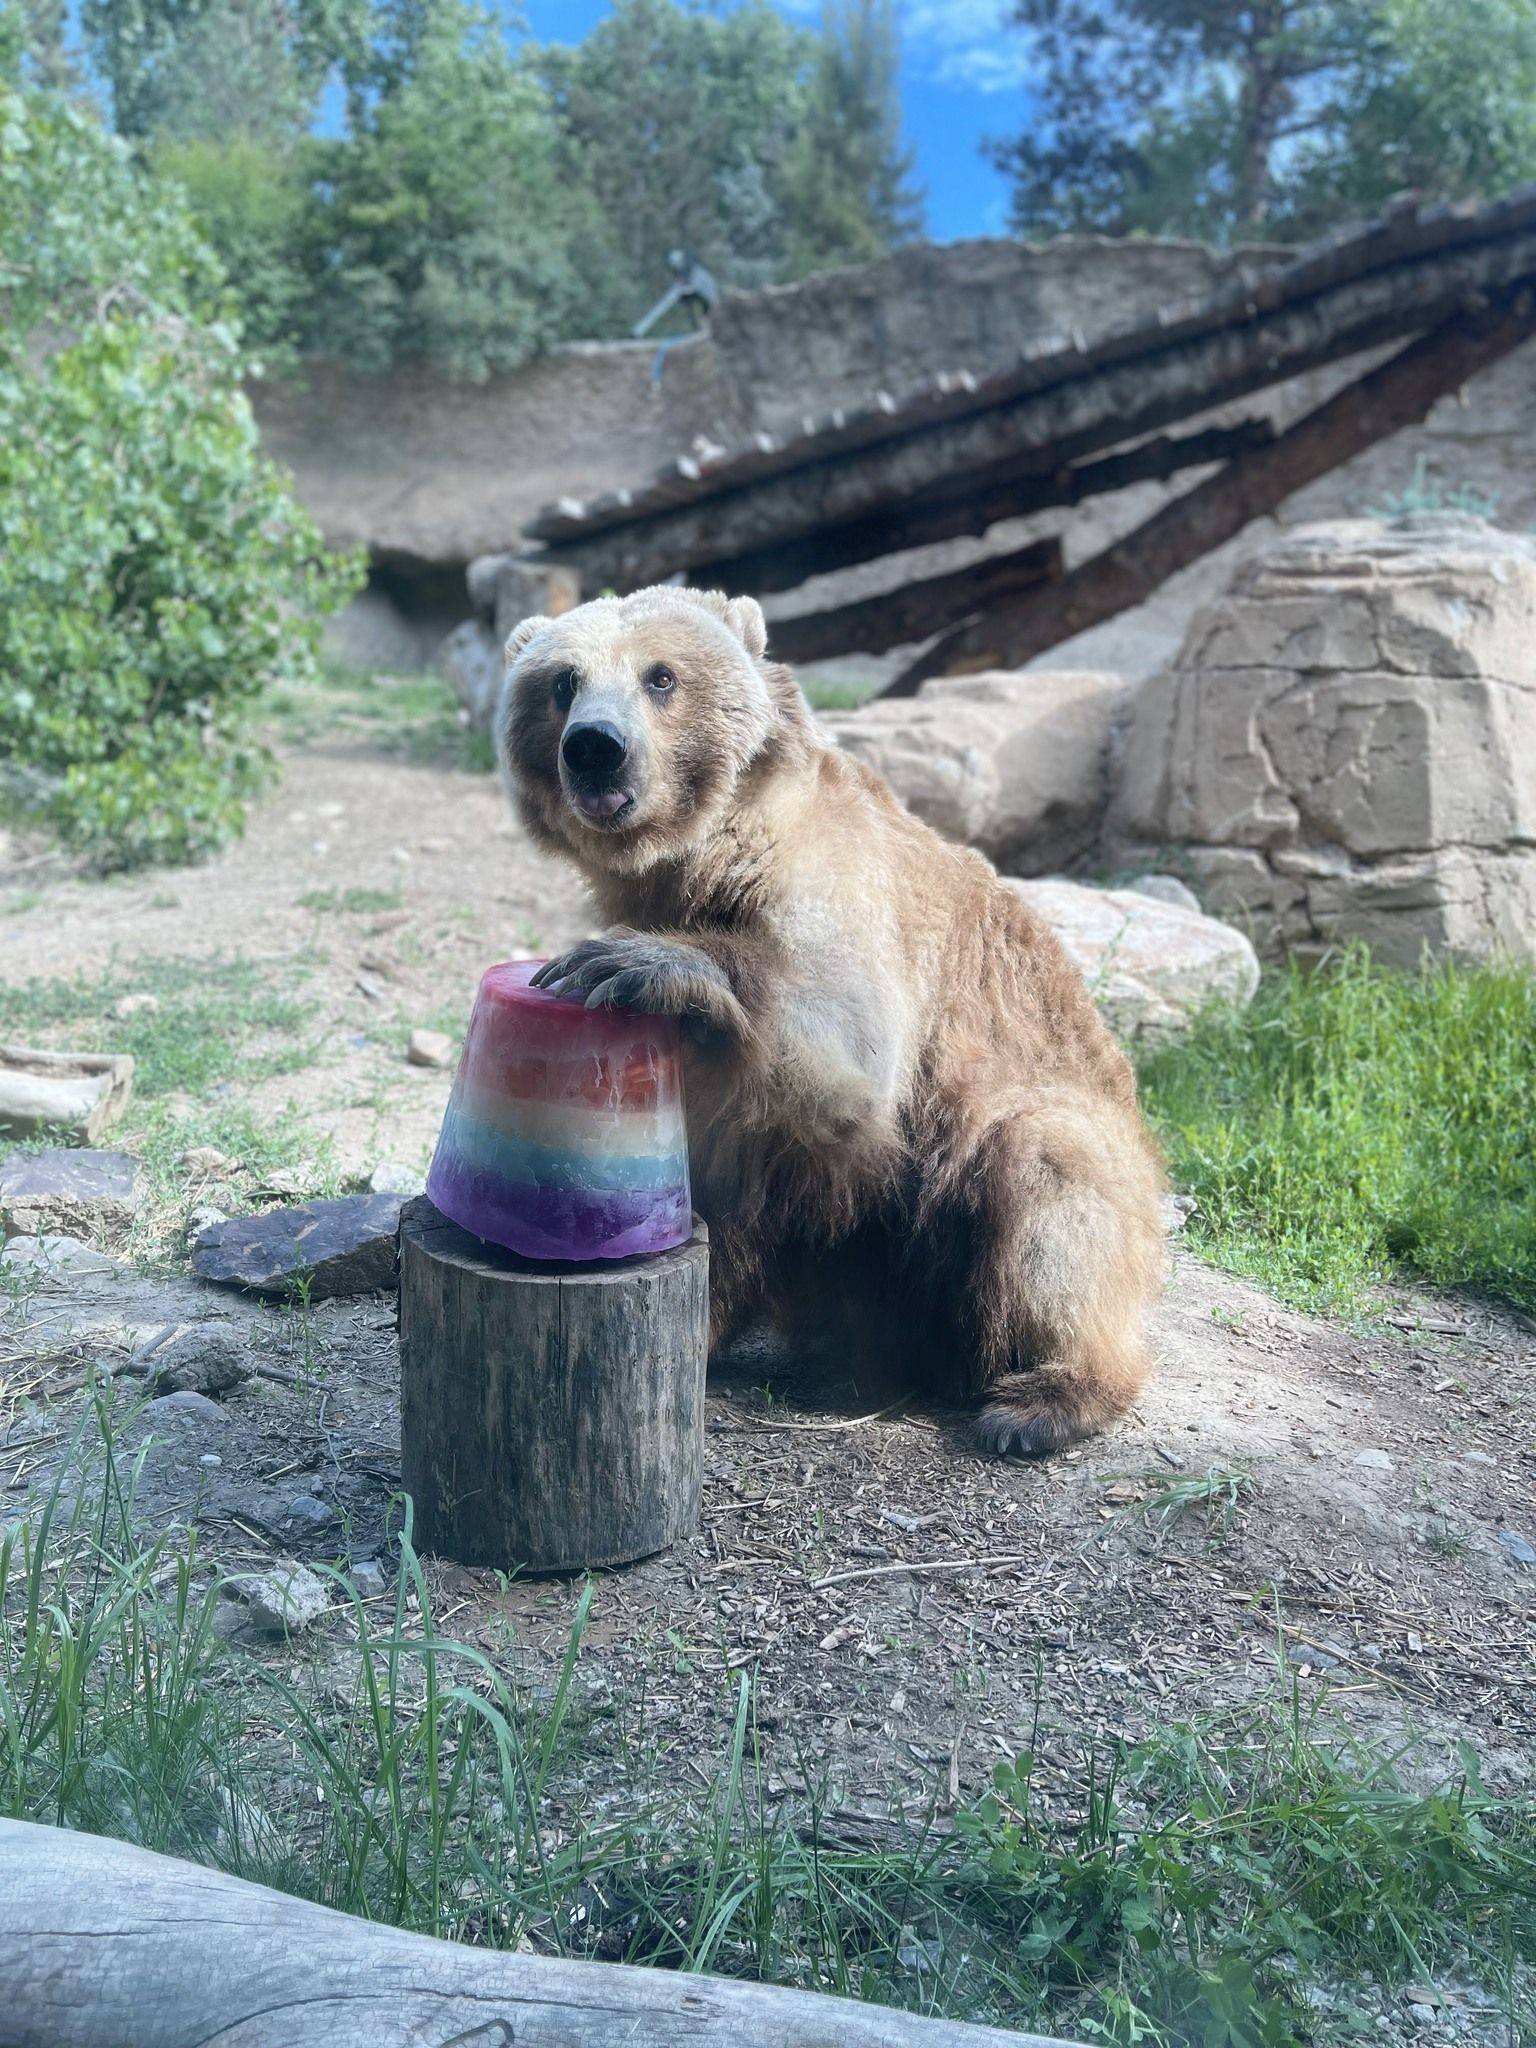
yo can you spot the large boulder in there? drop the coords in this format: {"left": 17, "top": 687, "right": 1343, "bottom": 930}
{"left": 1008, "top": 879, "right": 1260, "bottom": 1043}
{"left": 822, "top": 670, "right": 1127, "bottom": 875}
{"left": 1111, "top": 515, "right": 1536, "bottom": 965}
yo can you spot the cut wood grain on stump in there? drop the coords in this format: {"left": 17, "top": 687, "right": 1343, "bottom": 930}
{"left": 0, "top": 1818, "right": 1081, "bottom": 2048}
{"left": 398, "top": 1195, "right": 709, "bottom": 1572}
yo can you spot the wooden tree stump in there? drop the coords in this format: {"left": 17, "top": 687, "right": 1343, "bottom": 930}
{"left": 398, "top": 1196, "right": 709, "bottom": 1572}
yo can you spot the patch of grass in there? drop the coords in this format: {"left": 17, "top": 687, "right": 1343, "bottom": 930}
{"left": 297, "top": 886, "right": 404, "bottom": 916}
{"left": 265, "top": 662, "right": 494, "bottom": 773}
{"left": 801, "top": 673, "right": 879, "bottom": 712}
{"left": 3, "top": 1401, "right": 1532, "bottom": 2044}
{"left": 0, "top": 955, "right": 318, "bottom": 1098}
{"left": 1138, "top": 948, "right": 1536, "bottom": 1319}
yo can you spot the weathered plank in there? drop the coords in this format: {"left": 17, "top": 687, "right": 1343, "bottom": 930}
{"left": 880, "top": 297, "right": 1536, "bottom": 694}
{"left": 699, "top": 419, "right": 1275, "bottom": 597}
{"left": 399, "top": 1197, "right": 709, "bottom": 1572}
{"left": 0, "top": 1818, "right": 1080, "bottom": 2048}
{"left": 767, "top": 538, "right": 1062, "bottom": 664}
{"left": 526, "top": 184, "right": 1536, "bottom": 556}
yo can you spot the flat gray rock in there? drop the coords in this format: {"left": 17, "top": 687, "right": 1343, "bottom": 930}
{"left": 0, "top": 1146, "right": 144, "bottom": 1234}
{"left": 191, "top": 1194, "right": 403, "bottom": 1299}
{"left": 142, "top": 1390, "right": 227, "bottom": 1425}
{"left": 0, "top": 1232, "right": 117, "bottom": 1281}
{"left": 224, "top": 1561, "right": 331, "bottom": 1635}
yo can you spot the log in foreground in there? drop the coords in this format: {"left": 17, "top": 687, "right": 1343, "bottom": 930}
{"left": 0, "top": 1044, "right": 134, "bottom": 1143}
{"left": 882, "top": 296, "right": 1536, "bottom": 694}
{"left": 398, "top": 1196, "right": 709, "bottom": 1572}
{"left": 0, "top": 1818, "right": 1081, "bottom": 2047}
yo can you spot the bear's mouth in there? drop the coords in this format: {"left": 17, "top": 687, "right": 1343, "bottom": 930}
{"left": 569, "top": 785, "right": 635, "bottom": 825}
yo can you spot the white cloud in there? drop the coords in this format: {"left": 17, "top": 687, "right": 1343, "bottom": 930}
{"left": 773, "top": 0, "right": 1031, "bottom": 97}
{"left": 900, "top": 0, "right": 1031, "bottom": 96}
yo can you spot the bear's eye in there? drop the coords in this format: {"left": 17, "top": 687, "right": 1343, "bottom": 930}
{"left": 551, "top": 669, "right": 578, "bottom": 709}
{"left": 645, "top": 664, "right": 677, "bottom": 696}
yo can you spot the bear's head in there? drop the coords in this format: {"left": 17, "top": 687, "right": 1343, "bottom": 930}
{"left": 498, "top": 585, "right": 783, "bottom": 875}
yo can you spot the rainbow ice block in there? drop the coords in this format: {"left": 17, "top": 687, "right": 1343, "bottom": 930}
{"left": 425, "top": 960, "right": 692, "bottom": 1262}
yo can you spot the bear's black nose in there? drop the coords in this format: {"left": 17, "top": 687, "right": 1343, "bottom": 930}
{"left": 562, "top": 719, "right": 629, "bottom": 779}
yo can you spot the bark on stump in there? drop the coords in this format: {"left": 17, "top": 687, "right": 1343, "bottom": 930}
{"left": 398, "top": 1196, "right": 709, "bottom": 1572}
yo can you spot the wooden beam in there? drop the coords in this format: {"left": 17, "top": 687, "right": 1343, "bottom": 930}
{"left": 694, "top": 419, "right": 1276, "bottom": 597}
{"left": 879, "top": 297, "right": 1536, "bottom": 696}
{"left": 769, "top": 537, "right": 1062, "bottom": 665}
{"left": 541, "top": 225, "right": 1536, "bottom": 591}
{"left": 0, "top": 1819, "right": 1080, "bottom": 2048}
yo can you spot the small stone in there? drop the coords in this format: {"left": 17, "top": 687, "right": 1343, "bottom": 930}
{"left": 198, "top": 1454, "right": 223, "bottom": 1469}
{"left": 180, "top": 1146, "right": 240, "bottom": 1177}
{"left": 407, "top": 1028, "right": 456, "bottom": 1069}
{"left": 110, "top": 992, "right": 161, "bottom": 1020}
{"left": 1463, "top": 1449, "right": 1497, "bottom": 1467}
{"left": 368, "top": 1161, "right": 425, "bottom": 1197}
{"left": 1352, "top": 1448, "right": 1394, "bottom": 1472}
{"left": 357, "top": 950, "right": 398, "bottom": 980}
{"left": 1129, "top": 874, "right": 1202, "bottom": 914}
{"left": 286, "top": 1495, "right": 338, "bottom": 1529}
{"left": 0, "top": 1146, "right": 144, "bottom": 1235}
{"left": 1287, "top": 1645, "right": 1340, "bottom": 1673}
{"left": 1161, "top": 1193, "right": 1197, "bottom": 1234}
{"left": 1498, "top": 1527, "right": 1536, "bottom": 1567}
{"left": 148, "top": 1325, "right": 251, "bottom": 1397}
{"left": 186, "top": 1203, "right": 228, "bottom": 1243}
{"left": 228, "top": 1561, "right": 330, "bottom": 1635}
{"left": 349, "top": 1559, "right": 388, "bottom": 1600}
{"left": 191, "top": 1193, "right": 404, "bottom": 1300}
{"left": 143, "top": 1390, "right": 227, "bottom": 1425}
{"left": 0, "top": 1233, "right": 116, "bottom": 1280}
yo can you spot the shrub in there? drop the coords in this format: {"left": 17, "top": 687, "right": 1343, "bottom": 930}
{"left": 0, "top": 81, "right": 360, "bottom": 869}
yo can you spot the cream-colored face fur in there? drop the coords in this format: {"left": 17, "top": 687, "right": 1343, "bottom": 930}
{"left": 497, "top": 586, "right": 777, "bottom": 875}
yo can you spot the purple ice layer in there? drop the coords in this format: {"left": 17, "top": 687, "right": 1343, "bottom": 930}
{"left": 427, "top": 1151, "right": 692, "bottom": 1262}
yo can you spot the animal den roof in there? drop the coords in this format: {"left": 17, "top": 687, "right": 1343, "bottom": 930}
{"left": 523, "top": 188, "right": 1536, "bottom": 695}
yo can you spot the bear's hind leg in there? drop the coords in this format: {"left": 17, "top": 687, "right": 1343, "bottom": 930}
{"left": 953, "top": 1097, "right": 1164, "bottom": 1456}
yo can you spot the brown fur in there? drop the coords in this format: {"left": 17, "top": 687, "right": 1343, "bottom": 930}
{"left": 499, "top": 586, "right": 1165, "bottom": 1453}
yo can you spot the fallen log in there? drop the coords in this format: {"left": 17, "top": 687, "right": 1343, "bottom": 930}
{"left": 0, "top": 1818, "right": 1082, "bottom": 2048}
{"left": 768, "top": 537, "right": 1062, "bottom": 665}
{"left": 881, "top": 296, "right": 1536, "bottom": 695}
{"left": 0, "top": 1045, "right": 134, "bottom": 1144}
{"left": 693, "top": 419, "right": 1276, "bottom": 598}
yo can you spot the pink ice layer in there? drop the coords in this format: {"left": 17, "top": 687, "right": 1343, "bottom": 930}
{"left": 425, "top": 960, "right": 692, "bottom": 1262}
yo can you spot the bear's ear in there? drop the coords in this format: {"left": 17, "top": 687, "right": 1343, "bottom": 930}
{"left": 722, "top": 595, "right": 767, "bottom": 660}
{"left": 504, "top": 614, "right": 551, "bottom": 662}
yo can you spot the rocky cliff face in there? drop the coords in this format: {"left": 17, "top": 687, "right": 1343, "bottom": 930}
{"left": 251, "top": 234, "right": 1536, "bottom": 677}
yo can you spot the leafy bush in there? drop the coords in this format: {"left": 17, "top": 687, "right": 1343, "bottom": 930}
{"left": 0, "top": 81, "right": 360, "bottom": 868}
{"left": 1138, "top": 948, "right": 1536, "bottom": 1317}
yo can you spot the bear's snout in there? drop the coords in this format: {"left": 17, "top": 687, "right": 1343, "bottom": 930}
{"left": 562, "top": 718, "right": 629, "bottom": 779}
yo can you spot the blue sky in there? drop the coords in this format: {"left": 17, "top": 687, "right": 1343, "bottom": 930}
{"left": 518, "top": 0, "right": 1024, "bottom": 242}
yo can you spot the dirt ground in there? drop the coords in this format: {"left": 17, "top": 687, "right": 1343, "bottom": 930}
{"left": 2, "top": 724, "right": 1532, "bottom": 1823}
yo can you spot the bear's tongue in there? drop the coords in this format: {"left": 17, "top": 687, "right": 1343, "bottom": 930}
{"left": 573, "top": 788, "right": 630, "bottom": 820}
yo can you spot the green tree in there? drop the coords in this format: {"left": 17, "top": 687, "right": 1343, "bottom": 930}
{"left": 534, "top": 0, "right": 815, "bottom": 313}
{"left": 80, "top": 0, "right": 368, "bottom": 141}
{"left": 0, "top": 78, "right": 359, "bottom": 867}
{"left": 993, "top": 0, "right": 1536, "bottom": 245}
{"left": 780, "top": 0, "right": 922, "bottom": 276}
{"left": 294, "top": 2, "right": 607, "bottom": 377}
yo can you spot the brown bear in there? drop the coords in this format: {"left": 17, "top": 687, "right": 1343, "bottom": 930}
{"left": 499, "top": 584, "right": 1165, "bottom": 1452}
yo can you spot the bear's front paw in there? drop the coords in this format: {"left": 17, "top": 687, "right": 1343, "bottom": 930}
{"left": 532, "top": 935, "right": 724, "bottom": 1018}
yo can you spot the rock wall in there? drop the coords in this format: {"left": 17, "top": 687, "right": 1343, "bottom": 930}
{"left": 1109, "top": 514, "right": 1536, "bottom": 968}
{"left": 252, "top": 233, "right": 1536, "bottom": 674}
